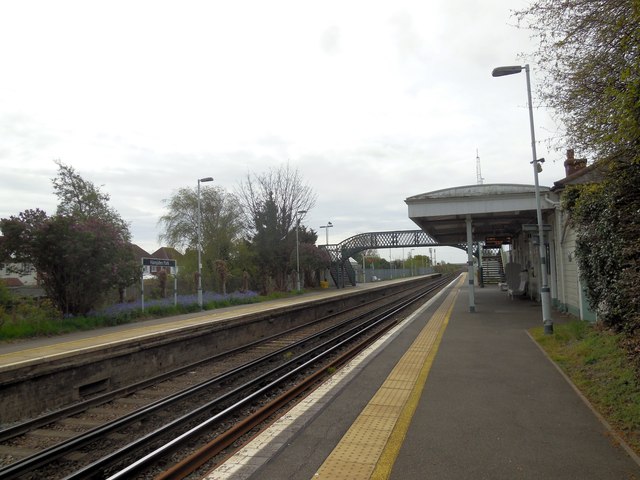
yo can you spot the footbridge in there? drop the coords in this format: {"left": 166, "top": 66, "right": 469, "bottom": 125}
{"left": 320, "top": 230, "right": 472, "bottom": 288}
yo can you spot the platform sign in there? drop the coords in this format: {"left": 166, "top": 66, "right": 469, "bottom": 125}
{"left": 140, "top": 258, "right": 179, "bottom": 312}
{"left": 522, "top": 224, "right": 551, "bottom": 232}
{"left": 485, "top": 235, "right": 512, "bottom": 246}
{"left": 142, "top": 257, "right": 177, "bottom": 275}
{"left": 142, "top": 258, "right": 176, "bottom": 268}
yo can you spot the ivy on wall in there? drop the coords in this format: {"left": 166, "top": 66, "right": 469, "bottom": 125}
{"left": 563, "top": 160, "right": 640, "bottom": 337}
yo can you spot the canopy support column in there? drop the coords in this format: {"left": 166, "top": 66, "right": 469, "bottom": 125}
{"left": 466, "top": 215, "right": 475, "bottom": 312}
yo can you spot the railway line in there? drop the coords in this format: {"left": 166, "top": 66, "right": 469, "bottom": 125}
{"left": 0, "top": 275, "right": 452, "bottom": 479}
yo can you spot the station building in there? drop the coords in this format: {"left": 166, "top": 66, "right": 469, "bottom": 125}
{"left": 406, "top": 150, "right": 600, "bottom": 322}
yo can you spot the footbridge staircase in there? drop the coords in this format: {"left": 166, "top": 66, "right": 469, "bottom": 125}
{"left": 479, "top": 247, "right": 505, "bottom": 285}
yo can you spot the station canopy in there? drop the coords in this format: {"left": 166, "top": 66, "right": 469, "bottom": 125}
{"left": 405, "top": 184, "right": 558, "bottom": 246}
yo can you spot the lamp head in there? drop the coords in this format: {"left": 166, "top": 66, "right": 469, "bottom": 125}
{"left": 492, "top": 65, "right": 523, "bottom": 77}
{"left": 199, "top": 177, "right": 214, "bottom": 182}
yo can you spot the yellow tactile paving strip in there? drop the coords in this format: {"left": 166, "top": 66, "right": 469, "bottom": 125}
{"left": 314, "top": 276, "right": 462, "bottom": 480}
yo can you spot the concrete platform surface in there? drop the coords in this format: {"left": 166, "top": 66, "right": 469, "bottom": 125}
{"left": 207, "top": 276, "right": 640, "bottom": 480}
{"left": 0, "top": 280, "right": 396, "bottom": 366}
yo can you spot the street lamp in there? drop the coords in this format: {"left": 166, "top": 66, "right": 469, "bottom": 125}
{"left": 319, "top": 221, "right": 333, "bottom": 246}
{"left": 410, "top": 248, "right": 415, "bottom": 276}
{"left": 295, "top": 210, "right": 307, "bottom": 292}
{"left": 492, "top": 64, "right": 553, "bottom": 334}
{"left": 197, "top": 176, "right": 213, "bottom": 309}
{"left": 362, "top": 254, "right": 366, "bottom": 284}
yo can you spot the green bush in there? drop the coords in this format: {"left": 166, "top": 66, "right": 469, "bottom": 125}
{"left": 0, "top": 298, "right": 63, "bottom": 340}
{"left": 563, "top": 161, "right": 640, "bottom": 337}
{"left": 0, "top": 282, "right": 11, "bottom": 305}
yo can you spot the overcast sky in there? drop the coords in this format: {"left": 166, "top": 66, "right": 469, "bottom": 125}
{"left": 0, "top": 1, "right": 568, "bottom": 264}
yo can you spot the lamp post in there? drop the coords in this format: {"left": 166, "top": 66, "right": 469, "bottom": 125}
{"left": 402, "top": 247, "right": 405, "bottom": 277}
{"left": 362, "top": 254, "right": 366, "bottom": 283}
{"left": 410, "top": 248, "right": 415, "bottom": 276}
{"left": 197, "top": 176, "right": 213, "bottom": 309}
{"left": 295, "top": 210, "right": 307, "bottom": 292}
{"left": 492, "top": 64, "right": 553, "bottom": 334}
{"left": 319, "top": 221, "right": 333, "bottom": 246}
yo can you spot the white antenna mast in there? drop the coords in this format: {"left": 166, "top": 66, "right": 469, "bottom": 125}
{"left": 476, "top": 149, "right": 484, "bottom": 185}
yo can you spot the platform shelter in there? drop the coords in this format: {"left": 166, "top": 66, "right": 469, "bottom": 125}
{"left": 405, "top": 184, "right": 558, "bottom": 313}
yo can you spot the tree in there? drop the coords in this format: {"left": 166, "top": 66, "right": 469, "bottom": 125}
{"left": 53, "top": 160, "right": 128, "bottom": 229}
{"left": 0, "top": 213, "right": 133, "bottom": 315}
{"left": 237, "top": 163, "right": 316, "bottom": 237}
{"left": 515, "top": 0, "right": 640, "bottom": 161}
{"left": 517, "top": 2, "right": 640, "bottom": 339}
{"left": 0, "top": 163, "right": 139, "bottom": 315}
{"left": 286, "top": 226, "right": 330, "bottom": 288}
{"left": 53, "top": 161, "right": 140, "bottom": 302}
{"left": 236, "top": 163, "right": 317, "bottom": 292}
{"left": 0, "top": 209, "right": 48, "bottom": 272}
{"left": 563, "top": 164, "right": 640, "bottom": 335}
{"left": 158, "top": 185, "right": 243, "bottom": 292}
{"left": 251, "top": 193, "right": 290, "bottom": 292}
{"left": 215, "top": 260, "right": 229, "bottom": 295}
{"left": 297, "top": 242, "right": 331, "bottom": 288}
{"left": 156, "top": 269, "right": 168, "bottom": 299}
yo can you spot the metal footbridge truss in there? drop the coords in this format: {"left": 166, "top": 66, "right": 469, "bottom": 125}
{"left": 320, "top": 230, "right": 473, "bottom": 288}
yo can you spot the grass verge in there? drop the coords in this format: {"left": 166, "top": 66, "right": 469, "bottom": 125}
{"left": 530, "top": 320, "right": 640, "bottom": 457}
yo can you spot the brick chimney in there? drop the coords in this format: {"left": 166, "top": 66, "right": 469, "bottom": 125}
{"left": 564, "top": 149, "right": 587, "bottom": 176}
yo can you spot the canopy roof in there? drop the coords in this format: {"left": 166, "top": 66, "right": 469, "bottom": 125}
{"left": 405, "top": 184, "right": 558, "bottom": 245}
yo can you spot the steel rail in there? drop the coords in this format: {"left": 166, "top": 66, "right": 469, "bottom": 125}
{"left": 0, "top": 276, "right": 447, "bottom": 480}
{"left": 0, "top": 284, "right": 408, "bottom": 443}
{"left": 69, "top": 282, "right": 437, "bottom": 480}
{"left": 159, "top": 314, "right": 398, "bottom": 480}
{"left": 0, "top": 279, "right": 435, "bottom": 479}
{"left": 0, "top": 285, "right": 417, "bottom": 480}
{"left": 105, "top": 277, "right": 452, "bottom": 480}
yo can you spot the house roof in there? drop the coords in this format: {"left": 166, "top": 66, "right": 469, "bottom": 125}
{"left": 129, "top": 243, "right": 151, "bottom": 261}
{"left": 552, "top": 162, "right": 603, "bottom": 191}
{"left": 151, "top": 247, "right": 184, "bottom": 260}
{"left": 1, "top": 278, "right": 24, "bottom": 287}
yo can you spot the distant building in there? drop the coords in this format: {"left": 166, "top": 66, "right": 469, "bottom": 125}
{"left": 0, "top": 236, "right": 39, "bottom": 287}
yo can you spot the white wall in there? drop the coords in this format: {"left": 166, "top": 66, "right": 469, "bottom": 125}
{"left": 0, "top": 262, "right": 39, "bottom": 286}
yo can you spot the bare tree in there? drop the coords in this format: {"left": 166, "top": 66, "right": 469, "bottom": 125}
{"left": 236, "top": 163, "right": 317, "bottom": 292}
{"left": 237, "top": 163, "right": 316, "bottom": 236}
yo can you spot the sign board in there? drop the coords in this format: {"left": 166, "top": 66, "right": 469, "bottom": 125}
{"left": 522, "top": 224, "right": 551, "bottom": 232}
{"left": 485, "top": 235, "right": 512, "bottom": 246}
{"left": 141, "top": 258, "right": 179, "bottom": 312}
{"left": 142, "top": 257, "right": 177, "bottom": 268}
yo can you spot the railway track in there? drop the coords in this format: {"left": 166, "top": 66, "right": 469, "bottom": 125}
{"left": 0, "top": 275, "right": 452, "bottom": 479}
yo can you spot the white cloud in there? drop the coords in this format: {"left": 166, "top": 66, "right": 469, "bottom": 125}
{"left": 0, "top": 1, "right": 567, "bottom": 262}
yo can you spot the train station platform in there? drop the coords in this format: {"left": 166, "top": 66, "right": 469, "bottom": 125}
{"left": 206, "top": 275, "right": 640, "bottom": 480}
{"left": 0, "top": 277, "right": 434, "bottom": 424}
{"left": 0, "top": 280, "right": 394, "bottom": 368}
